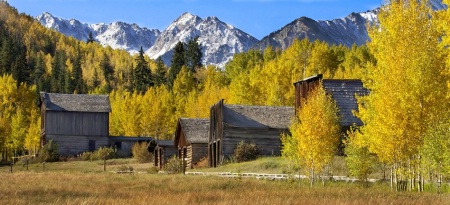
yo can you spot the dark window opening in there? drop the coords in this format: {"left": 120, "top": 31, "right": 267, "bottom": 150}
{"left": 89, "top": 140, "right": 96, "bottom": 151}
{"left": 114, "top": 142, "right": 122, "bottom": 150}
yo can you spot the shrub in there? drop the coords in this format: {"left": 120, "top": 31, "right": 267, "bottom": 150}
{"left": 95, "top": 147, "right": 116, "bottom": 172}
{"left": 95, "top": 147, "right": 116, "bottom": 161}
{"left": 80, "top": 151, "right": 93, "bottom": 161}
{"left": 39, "top": 140, "right": 59, "bottom": 162}
{"left": 148, "top": 166, "right": 159, "bottom": 174}
{"left": 132, "top": 142, "right": 153, "bottom": 163}
{"left": 233, "top": 141, "right": 261, "bottom": 163}
{"left": 164, "top": 156, "right": 183, "bottom": 174}
{"left": 117, "top": 165, "right": 134, "bottom": 172}
{"left": 193, "top": 157, "right": 208, "bottom": 169}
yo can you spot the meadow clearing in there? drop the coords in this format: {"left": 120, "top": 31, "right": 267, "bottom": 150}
{"left": 0, "top": 157, "right": 449, "bottom": 205}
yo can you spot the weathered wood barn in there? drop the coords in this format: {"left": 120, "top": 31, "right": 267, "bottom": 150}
{"left": 293, "top": 74, "right": 369, "bottom": 129}
{"left": 40, "top": 92, "right": 111, "bottom": 156}
{"left": 109, "top": 136, "right": 153, "bottom": 157}
{"left": 209, "top": 99, "right": 294, "bottom": 167}
{"left": 174, "top": 118, "right": 209, "bottom": 169}
{"left": 152, "top": 140, "right": 177, "bottom": 169}
{"left": 293, "top": 74, "right": 369, "bottom": 154}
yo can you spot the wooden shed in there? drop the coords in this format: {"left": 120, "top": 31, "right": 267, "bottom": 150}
{"left": 40, "top": 92, "right": 111, "bottom": 156}
{"left": 152, "top": 140, "right": 177, "bottom": 169}
{"left": 293, "top": 74, "right": 369, "bottom": 153}
{"left": 174, "top": 118, "right": 209, "bottom": 169}
{"left": 293, "top": 74, "right": 369, "bottom": 129}
{"left": 209, "top": 99, "right": 294, "bottom": 167}
{"left": 109, "top": 136, "right": 153, "bottom": 157}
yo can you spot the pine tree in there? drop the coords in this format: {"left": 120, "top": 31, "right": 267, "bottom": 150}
{"left": 154, "top": 56, "right": 167, "bottom": 86}
{"left": 168, "top": 41, "right": 186, "bottom": 88}
{"left": 185, "top": 37, "right": 203, "bottom": 73}
{"left": 87, "top": 32, "right": 95, "bottom": 44}
{"left": 100, "top": 53, "right": 114, "bottom": 93}
{"left": 133, "top": 47, "right": 153, "bottom": 93}
{"left": 72, "top": 50, "right": 86, "bottom": 93}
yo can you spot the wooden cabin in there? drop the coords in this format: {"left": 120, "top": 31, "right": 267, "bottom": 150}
{"left": 174, "top": 118, "right": 209, "bottom": 169}
{"left": 293, "top": 74, "right": 369, "bottom": 129}
{"left": 109, "top": 136, "right": 153, "bottom": 157}
{"left": 209, "top": 99, "right": 294, "bottom": 167}
{"left": 293, "top": 74, "right": 369, "bottom": 153}
{"left": 152, "top": 140, "right": 177, "bottom": 169}
{"left": 40, "top": 92, "right": 111, "bottom": 156}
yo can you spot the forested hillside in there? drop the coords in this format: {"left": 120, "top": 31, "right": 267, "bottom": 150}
{"left": 0, "top": 1, "right": 396, "bottom": 156}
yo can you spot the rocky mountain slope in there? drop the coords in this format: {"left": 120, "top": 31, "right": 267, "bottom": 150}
{"left": 36, "top": 0, "right": 447, "bottom": 67}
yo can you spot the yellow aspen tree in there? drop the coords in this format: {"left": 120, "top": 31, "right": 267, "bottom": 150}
{"left": 282, "top": 83, "right": 340, "bottom": 187}
{"left": 359, "top": 0, "right": 447, "bottom": 191}
{"left": 24, "top": 109, "right": 41, "bottom": 155}
{"left": 109, "top": 90, "right": 125, "bottom": 136}
{"left": 172, "top": 66, "right": 195, "bottom": 118}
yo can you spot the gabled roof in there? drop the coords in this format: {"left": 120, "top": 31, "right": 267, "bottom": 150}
{"left": 322, "top": 79, "right": 369, "bottom": 127}
{"left": 40, "top": 92, "right": 111, "bottom": 113}
{"left": 223, "top": 104, "right": 294, "bottom": 129}
{"left": 178, "top": 118, "right": 209, "bottom": 144}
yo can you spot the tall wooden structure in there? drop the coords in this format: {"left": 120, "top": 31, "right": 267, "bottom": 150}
{"left": 40, "top": 92, "right": 111, "bottom": 156}
{"left": 208, "top": 99, "right": 294, "bottom": 167}
{"left": 174, "top": 118, "right": 209, "bottom": 169}
{"left": 293, "top": 74, "right": 369, "bottom": 129}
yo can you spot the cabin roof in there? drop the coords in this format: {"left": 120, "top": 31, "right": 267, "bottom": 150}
{"left": 40, "top": 92, "right": 111, "bottom": 113}
{"left": 223, "top": 104, "right": 294, "bottom": 129}
{"left": 322, "top": 79, "right": 369, "bottom": 127}
{"left": 155, "top": 140, "right": 174, "bottom": 147}
{"left": 293, "top": 74, "right": 323, "bottom": 85}
{"left": 178, "top": 118, "right": 209, "bottom": 144}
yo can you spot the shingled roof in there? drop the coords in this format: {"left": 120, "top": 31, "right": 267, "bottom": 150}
{"left": 223, "top": 104, "right": 294, "bottom": 129}
{"left": 40, "top": 92, "right": 111, "bottom": 113}
{"left": 322, "top": 79, "right": 369, "bottom": 127}
{"left": 178, "top": 118, "right": 209, "bottom": 144}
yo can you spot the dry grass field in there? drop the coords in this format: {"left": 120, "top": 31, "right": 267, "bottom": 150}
{"left": 0, "top": 158, "right": 448, "bottom": 205}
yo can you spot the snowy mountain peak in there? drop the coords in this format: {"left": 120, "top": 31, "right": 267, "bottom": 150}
{"left": 36, "top": 0, "right": 447, "bottom": 68}
{"left": 37, "top": 12, "right": 160, "bottom": 54}
{"left": 145, "top": 12, "right": 258, "bottom": 68}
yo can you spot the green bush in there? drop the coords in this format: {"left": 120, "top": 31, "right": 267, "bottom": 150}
{"left": 132, "top": 142, "right": 153, "bottom": 163}
{"left": 164, "top": 156, "right": 183, "bottom": 174}
{"left": 80, "top": 151, "right": 93, "bottom": 161}
{"left": 233, "top": 141, "right": 261, "bottom": 163}
{"left": 94, "top": 147, "right": 116, "bottom": 161}
{"left": 39, "top": 140, "right": 59, "bottom": 162}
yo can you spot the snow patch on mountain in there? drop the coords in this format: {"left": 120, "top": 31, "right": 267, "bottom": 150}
{"left": 145, "top": 13, "right": 258, "bottom": 68}
{"left": 36, "top": 12, "right": 160, "bottom": 55}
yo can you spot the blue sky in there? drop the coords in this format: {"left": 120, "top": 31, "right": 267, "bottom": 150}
{"left": 8, "top": 0, "right": 382, "bottom": 39}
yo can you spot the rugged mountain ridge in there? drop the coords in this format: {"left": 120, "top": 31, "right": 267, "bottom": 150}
{"left": 37, "top": 12, "right": 160, "bottom": 55}
{"left": 36, "top": 0, "right": 447, "bottom": 67}
{"left": 145, "top": 13, "right": 258, "bottom": 68}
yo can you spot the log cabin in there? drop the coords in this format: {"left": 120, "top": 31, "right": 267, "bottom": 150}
{"left": 152, "top": 140, "right": 177, "bottom": 169}
{"left": 293, "top": 74, "right": 369, "bottom": 153}
{"left": 209, "top": 99, "right": 294, "bottom": 167}
{"left": 40, "top": 92, "right": 111, "bottom": 156}
{"left": 174, "top": 118, "right": 209, "bottom": 169}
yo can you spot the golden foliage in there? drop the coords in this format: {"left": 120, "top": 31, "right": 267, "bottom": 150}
{"left": 282, "top": 83, "right": 340, "bottom": 185}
